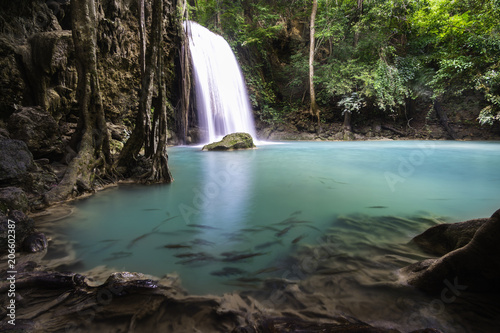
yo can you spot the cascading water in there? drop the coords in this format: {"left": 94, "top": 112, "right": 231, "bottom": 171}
{"left": 184, "top": 21, "right": 257, "bottom": 144}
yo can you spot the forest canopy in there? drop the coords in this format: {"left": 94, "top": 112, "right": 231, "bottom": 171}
{"left": 186, "top": 0, "right": 500, "bottom": 126}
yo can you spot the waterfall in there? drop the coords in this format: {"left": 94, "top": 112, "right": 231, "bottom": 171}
{"left": 184, "top": 21, "right": 257, "bottom": 144}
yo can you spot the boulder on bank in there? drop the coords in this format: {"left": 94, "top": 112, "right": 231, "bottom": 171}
{"left": 401, "top": 208, "right": 500, "bottom": 293}
{"left": 8, "top": 106, "right": 64, "bottom": 159}
{"left": 0, "top": 137, "right": 35, "bottom": 185}
{"left": 202, "top": 132, "right": 256, "bottom": 151}
{"left": 0, "top": 187, "right": 29, "bottom": 214}
{"left": 0, "top": 210, "right": 35, "bottom": 255}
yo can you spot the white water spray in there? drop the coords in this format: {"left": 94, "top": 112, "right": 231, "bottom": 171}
{"left": 184, "top": 21, "right": 257, "bottom": 144}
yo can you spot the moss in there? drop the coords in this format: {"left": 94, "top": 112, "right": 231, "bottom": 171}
{"left": 110, "top": 139, "right": 124, "bottom": 155}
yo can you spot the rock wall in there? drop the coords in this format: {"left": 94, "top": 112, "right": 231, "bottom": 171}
{"left": 1, "top": 0, "right": 182, "bottom": 126}
{"left": 0, "top": 0, "right": 181, "bottom": 212}
{"left": 95, "top": 0, "right": 142, "bottom": 124}
{"left": 0, "top": 0, "right": 61, "bottom": 119}
{"left": 0, "top": 0, "right": 145, "bottom": 123}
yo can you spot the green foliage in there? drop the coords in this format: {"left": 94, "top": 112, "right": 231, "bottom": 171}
{"left": 188, "top": 0, "right": 500, "bottom": 125}
{"left": 312, "top": 0, "right": 415, "bottom": 115}
{"left": 429, "top": 56, "right": 474, "bottom": 96}
{"left": 338, "top": 92, "right": 364, "bottom": 115}
{"left": 476, "top": 68, "right": 500, "bottom": 125}
{"left": 409, "top": 0, "right": 500, "bottom": 123}
{"left": 241, "top": 3, "right": 285, "bottom": 47}
{"left": 315, "top": 0, "right": 349, "bottom": 47}
{"left": 373, "top": 59, "right": 409, "bottom": 112}
{"left": 257, "top": 105, "right": 285, "bottom": 125}
{"left": 285, "top": 52, "right": 309, "bottom": 99}
{"left": 316, "top": 58, "right": 371, "bottom": 104}
{"left": 243, "top": 64, "right": 276, "bottom": 106}
{"left": 191, "top": 0, "right": 284, "bottom": 50}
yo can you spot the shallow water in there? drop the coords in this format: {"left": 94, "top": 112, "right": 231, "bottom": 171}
{"left": 49, "top": 141, "right": 500, "bottom": 302}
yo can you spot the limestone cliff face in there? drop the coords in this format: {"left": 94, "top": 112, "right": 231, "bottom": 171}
{"left": 95, "top": 0, "right": 142, "bottom": 124}
{"left": 0, "top": 0, "right": 181, "bottom": 212}
{"left": 0, "top": 0, "right": 135, "bottom": 122}
{"left": 0, "top": 0, "right": 180, "bottom": 127}
{"left": 0, "top": 1, "right": 61, "bottom": 119}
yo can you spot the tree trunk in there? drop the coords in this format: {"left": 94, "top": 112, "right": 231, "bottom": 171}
{"left": 145, "top": 0, "right": 173, "bottom": 183}
{"left": 216, "top": 0, "right": 221, "bottom": 30}
{"left": 140, "top": 0, "right": 152, "bottom": 156}
{"left": 434, "top": 98, "right": 458, "bottom": 140}
{"left": 144, "top": 0, "right": 163, "bottom": 159}
{"left": 343, "top": 0, "right": 364, "bottom": 140}
{"left": 343, "top": 111, "right": 351, "bottom": 132}
{"left": 309, "top": 0, "right": 320, "bottom": 127}
{"left": 178, "top": 3, "right": 190, "bottom": 144}
{"left": 44, "top": 0, "right": 111, "bottom": 204}
{"left": 342, "top": 111, "right": 353, "bottom": 140}
{"left": 178, "top": 41, "right": 190, "bottom": 144}
{"left": 354, "top": 0, "right": 364, "bottom": 46}
{"left": 139, "top": 0, "right": 146, "bottom": 77}
{"left": 116, "top": 0, "right": 156, "bottom": 170}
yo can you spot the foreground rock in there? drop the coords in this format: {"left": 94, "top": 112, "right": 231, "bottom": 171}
{"left": 202, "top": 132, "right": 256, "bottom": 151}
{"left": 0, "top": 210, "right": 48, "bottom": 255}
{"left": 401, "top": 208, "right": 500, "bottom": 293}
{"left": 0, "top": 264, "right": 436, "bottom": 333}
{"left": 0, "top": 137, "right": 59, "bottom": 211}
{"left": 0, "top": 187, "right": 29, "bottom": 213}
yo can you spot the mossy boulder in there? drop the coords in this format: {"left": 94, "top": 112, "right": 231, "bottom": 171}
{"left": 202, "top": 133, "right": 256, "bottom": 151}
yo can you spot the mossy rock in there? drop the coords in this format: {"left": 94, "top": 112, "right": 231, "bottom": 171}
{"left": 202, "top": 133, "right": 256, "bottom": 151}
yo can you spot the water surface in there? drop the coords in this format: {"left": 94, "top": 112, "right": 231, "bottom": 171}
{"left": 51, "top": 141, "right": 500, "bottom": 300}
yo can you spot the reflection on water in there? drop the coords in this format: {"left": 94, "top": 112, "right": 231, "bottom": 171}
{"left": 43, "top": 141, "right": 500, "bottom": 331}
{"left": 195, "top": 150, "right": 255, "bottom": 235}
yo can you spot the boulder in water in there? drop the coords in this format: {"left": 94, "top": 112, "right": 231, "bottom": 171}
{"left": 202, "top": 132, "right": 256, "bottom": 151}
